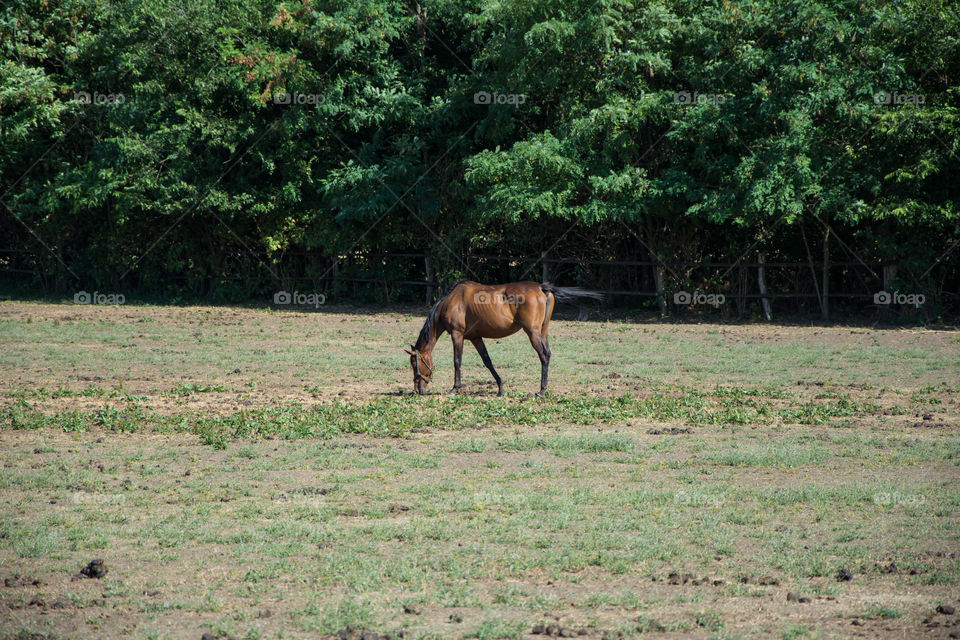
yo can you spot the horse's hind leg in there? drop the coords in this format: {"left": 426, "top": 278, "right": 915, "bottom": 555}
{"left": 541, "top": 335, "right": 551, "bottom": 391}
{"left": 524, "top": 328, "right": 550, "bottom": 395}
{"left": 471, "top": 338, "right": 503, "bottom": 396}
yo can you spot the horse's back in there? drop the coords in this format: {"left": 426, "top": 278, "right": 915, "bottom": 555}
{"left": 443, "top": 281, "right": 547, "bottom": 339}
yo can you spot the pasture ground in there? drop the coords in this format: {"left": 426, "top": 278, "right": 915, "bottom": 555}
{"left": 0, "top": 301, "right": 958, "bottom": 640}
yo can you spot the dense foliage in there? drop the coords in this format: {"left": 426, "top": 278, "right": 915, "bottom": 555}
{"left": 2, "top": 0, "right": 958, "bottom": 312}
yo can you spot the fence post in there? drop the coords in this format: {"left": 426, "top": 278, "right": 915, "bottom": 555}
{"left": 757, "top": 252, "right": 772, "bottom": 321}
{"left": 821, "top": 226, "right": 830, "bottom": 321}
{"left": 737, "top": 264, "right": 746, "bottom": 316}
{"left": 541, "top": 251, "right": 549, "bottom": 283}
{"left": 883, "top": 263, "right": 897, "bottom": 292}
{"left": 424, "top": 254, "right": 434, "bottom": 304}
{"left": 801, "top": 223, "right": 824, "bottom": 317}
{"left": 654, "top": 265, "right": 666, "bottom": 316}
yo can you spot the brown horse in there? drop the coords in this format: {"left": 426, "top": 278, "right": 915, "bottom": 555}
{"left": 404, "top": 281, "right": 602, "bottom": 396}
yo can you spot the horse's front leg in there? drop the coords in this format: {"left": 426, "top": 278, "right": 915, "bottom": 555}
{"left": 449, "top": 332, "right": 464, "bottom": 394}
{"left": 471, "top": 338, "right": 503, "bottom": 396}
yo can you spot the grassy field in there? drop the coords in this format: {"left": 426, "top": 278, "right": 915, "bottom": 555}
{"left": 0, "top": 301, "right": 958, "bottom": 639}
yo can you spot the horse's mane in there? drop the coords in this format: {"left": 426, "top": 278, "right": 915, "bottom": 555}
{"left": 414, "top": 280, "right": 467, "bottom": 349}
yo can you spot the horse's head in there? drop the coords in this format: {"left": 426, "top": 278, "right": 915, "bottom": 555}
{"left": 404, "top": 344, "right": 434, "bottom": 395}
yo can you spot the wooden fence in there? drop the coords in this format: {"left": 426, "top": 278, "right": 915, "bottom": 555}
{"left": 2, "top": 248, "right": 945, "bottom": 319}
{"left": 271, "top": 251, "right": 926, "bottom": 320}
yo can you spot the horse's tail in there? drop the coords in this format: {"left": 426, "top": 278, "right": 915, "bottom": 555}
{"left": 540, "top": 283, "right": 604, "bottom": 304}
{"left": 541, "top": 288, "right": 555, "bottom": 335}
{"left": 540, "top": 283, "right": 603, "bottom": 322}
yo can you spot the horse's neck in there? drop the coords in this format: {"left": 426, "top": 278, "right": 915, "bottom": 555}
{"left": 424, "top": 324, "right": 444, "bottom": 352}
{"left": 417, "top": 319, "right": 443, "bottom": 353}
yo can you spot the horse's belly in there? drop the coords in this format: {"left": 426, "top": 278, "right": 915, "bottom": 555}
{"left": 465, "top": 324, "right": 521, "bottom": 340}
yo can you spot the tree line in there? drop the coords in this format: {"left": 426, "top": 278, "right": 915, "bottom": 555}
{"left": 2, "top": 0, "right": 958, "bottom": 316}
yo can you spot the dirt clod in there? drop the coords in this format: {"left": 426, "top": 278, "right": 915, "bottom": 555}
{"left": 667, "top": 571, "right": 694, "bottom": 584}
{"left": 333, "top": 627, "right": 394, "bottom": 640}
{"left": 4, "top": 574, "right": 42, "bottom": 588}
{"left": 647, "top": 427, "right": 692, "bottom": 435}
{"left": 837, "top": 568, "right": 853, "bottom": 582}
{"left": 532, "top": 624, "right": 586, "bottom": 637}
{"left": 293, "top": 486, "right": 329, "bottom": 496}
{"left": 938, "top": 605, "right": 956, "bottom": 615}
{"left": 402, "top": 604, "right": 422, "bottom": 615}
{"left": 79, "top": 559, "right": 107, "bottom": 579}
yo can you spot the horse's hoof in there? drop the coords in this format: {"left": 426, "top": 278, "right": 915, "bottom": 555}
{"left": 448, "top": 387, "right": 462, "bottom": 395}
{"left": 496, "top": 390, "right": 504, "bottom": 397}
